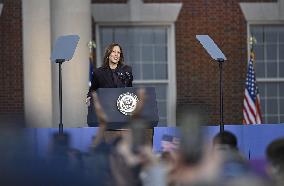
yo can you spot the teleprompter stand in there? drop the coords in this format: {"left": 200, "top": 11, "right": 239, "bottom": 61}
{"left": 50, "top": 35, "right": 80, "bottom": 134}
{"left": 196, "top": 35, "right": 227, "bottom": 133}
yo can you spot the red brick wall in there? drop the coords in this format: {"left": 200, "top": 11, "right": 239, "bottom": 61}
{"left": 91, "top": 0, "right": 275, "bottom": 124}
{"left": 174, "top": 0, "right": 247, "bottom": 125}
{"left": 143, "top": 0, "right": 275, "bottom": 124}
{"left": 0, "top": 0, "right": 276, "bottom": 125}
{"left": 0, "top": 0, "right": 23, "bottom": 115}
{"left": 144, "top": 0, "right": 277, "bottom": 2}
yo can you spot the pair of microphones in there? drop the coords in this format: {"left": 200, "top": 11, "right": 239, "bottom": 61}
{"left": 117, "top": 71, "right": 132, "bottom": 81}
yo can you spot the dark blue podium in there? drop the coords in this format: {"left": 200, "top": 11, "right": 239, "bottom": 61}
{"left": 87, "top": 87, "right": 159, "bottom": 129}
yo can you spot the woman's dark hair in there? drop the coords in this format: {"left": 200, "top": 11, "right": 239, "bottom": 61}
{"left": 102, "top": 43, "right": 124, "bottom": 68}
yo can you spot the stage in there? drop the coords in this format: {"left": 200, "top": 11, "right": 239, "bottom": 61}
{"left": 17, "top": 124, "right": 284, "bottom": 160}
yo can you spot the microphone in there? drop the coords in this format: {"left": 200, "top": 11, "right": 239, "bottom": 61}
{"left": 125, "top": 71, "right": 133, "bottom": 80}
{"left": 117, "top": 72, "right": 126, "bottom": 80}
{"left": 116, "top": 66, "right": 133, "bottom": 87}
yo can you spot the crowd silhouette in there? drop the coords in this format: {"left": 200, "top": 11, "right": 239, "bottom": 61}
{"left": 1, "top": 88, "right": 284, "bottom": 186}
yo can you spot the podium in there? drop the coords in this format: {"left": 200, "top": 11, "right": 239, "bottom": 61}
{"left": 87, "top": 87, "right": 159, "bottom": 129}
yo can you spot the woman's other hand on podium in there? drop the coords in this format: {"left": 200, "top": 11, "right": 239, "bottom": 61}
{"left": 91, "top": 92, "right": 108, "bottom": 147}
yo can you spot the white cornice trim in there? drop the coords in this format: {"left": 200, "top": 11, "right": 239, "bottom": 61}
{"left": 92, "top": 0, "right": 182, "bottom": 23}
{"left": 0, "top": 4, "right": 3, "bottom": 16}
{"left": 240, "top": 1, "right": 284, "bottom": 22}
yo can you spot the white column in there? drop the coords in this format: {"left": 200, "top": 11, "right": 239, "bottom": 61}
{"left": 279, "top": 0, "right": 284, "bottom": 19}
{"left": 50, "top": 0, "right": 91, "bottom": 127}
{"left": 0, "top": 3, "right": 3, "bottom": 16}
{"left": 22, "top": 0, "right": 53, "bottom": 127}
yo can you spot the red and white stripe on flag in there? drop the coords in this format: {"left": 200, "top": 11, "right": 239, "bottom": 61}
{"left": 243, "top": 55, "right": 262, "bottom": 125}
{"left": 243, "top": 89, "right": 262, "bottom": 124}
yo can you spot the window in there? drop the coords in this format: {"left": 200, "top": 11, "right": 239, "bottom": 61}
{"left": 250, "top": 25, "right": 284, "bottom": 123}
{"left": 99, "top": 26, "right": 170, "bottom": 125}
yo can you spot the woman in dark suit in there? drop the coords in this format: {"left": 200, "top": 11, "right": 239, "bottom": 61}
{"left": 86, "top": 43, "right": 134, "bottom": 137}
{"left": 86, "top": 43, "right": 133, "bottom": 102}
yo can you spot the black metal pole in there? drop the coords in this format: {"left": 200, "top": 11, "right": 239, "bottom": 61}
{"left": 59, "top": 61, "right": 63, "bottom": 134}
{"left": 219, "top": 61, "right": 224, "bottom": 133}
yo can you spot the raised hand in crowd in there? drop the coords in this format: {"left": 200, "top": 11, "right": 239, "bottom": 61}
{"left": 90, "top": 92, "right": 108, "bottom": 147}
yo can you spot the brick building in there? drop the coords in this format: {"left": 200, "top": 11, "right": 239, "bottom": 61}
{"left": 0, "top": 0, "right": 282, "bottom": 127}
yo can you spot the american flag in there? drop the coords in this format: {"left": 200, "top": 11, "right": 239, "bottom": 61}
{"left": 88, "top": 41, "right": 96, "bottom": 87}
{"left": 161, "top": 134, "right": 180, "bottom": 152}
{"left": 89, "top": 54, "right": 94, "bottom": 87}
{"left": 243, "top": 52, "right": 262, "bottom": 124}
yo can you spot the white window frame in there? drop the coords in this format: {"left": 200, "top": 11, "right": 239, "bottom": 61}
{"left": 248, "top": 22, "right": 284, "bottom": 123}
{"left": 92, "top": 0, "right": 182, "bottom": 126}
{"left": 96, "top": 23, "right": 176, "bottom": 126}
{"left": 241, "top": 0, "right": 284, "bottom": 123}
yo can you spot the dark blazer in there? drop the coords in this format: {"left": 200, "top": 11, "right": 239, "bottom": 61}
{"left": 88, "top": 64, "right": 133, "bottom": 96}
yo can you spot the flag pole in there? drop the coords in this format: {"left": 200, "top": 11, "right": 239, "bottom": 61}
{"left": 88, "top": 40, "right": 96, "bottom": 86}
{"left": 219, "top": 58, "right": 225, "bottom": 133}
{"left": 243, "top": 36, "right": 263, "bottom": 124}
